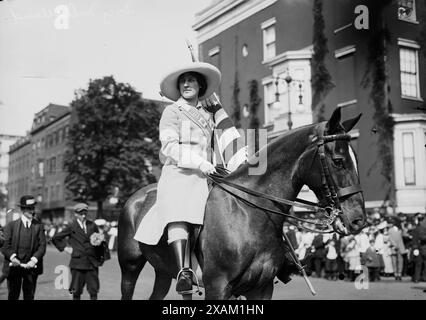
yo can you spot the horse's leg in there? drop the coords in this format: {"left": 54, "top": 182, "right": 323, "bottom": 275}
{"left": 149, "top": 269, "right": 172, "bottom": 300}
{"left": 204, "top": 276, "right": 232, "bottom": 300}
{"left": 244, "top": 281, "right": 274, "bottom": 300}
{"left": 119, "top": 255, "right": 147, "bottom": 300}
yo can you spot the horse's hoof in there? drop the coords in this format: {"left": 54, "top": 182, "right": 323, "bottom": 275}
{"left": 182, "top": 294, "right": 193, "bottom": 300}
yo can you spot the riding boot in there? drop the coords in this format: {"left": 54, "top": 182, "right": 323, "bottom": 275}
{"left": 170, "top": 239, "right": 193, "bottom": 294}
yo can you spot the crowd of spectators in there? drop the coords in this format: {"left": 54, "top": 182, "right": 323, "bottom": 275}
{"left": 285, "top": 212, "right": 426, "bottom": 283}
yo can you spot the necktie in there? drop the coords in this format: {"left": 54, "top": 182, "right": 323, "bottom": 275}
{"left": 26, "top": 221, "right": 29, "bottom": 228}
{"left": 83, "top": 223, "right": 87, "bottom": 234}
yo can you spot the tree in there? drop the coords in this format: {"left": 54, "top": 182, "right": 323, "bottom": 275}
{"left": 311, "top": 0, "right": 334, "bottom": 122}
{"left": 231, "top": 35, "right": 242, "bottom": 128}
{"left": 64, "top": 76, "right": 161, "bottom": 218}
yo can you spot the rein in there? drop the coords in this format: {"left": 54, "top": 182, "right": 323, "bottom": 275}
{"left": 206, "top": 173, "right": 335, "bottom": 233}
{"left": 207, "top": 123, "right": 363, "bottom": 234}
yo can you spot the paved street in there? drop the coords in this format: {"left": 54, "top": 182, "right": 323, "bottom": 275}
{"left": 1, "top": 245, "right": 425, "bottom": 300}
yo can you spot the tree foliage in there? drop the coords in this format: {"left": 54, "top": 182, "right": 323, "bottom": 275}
{"left": 311, "top": 0, "right": 334, "bottom": 122}
{"left": 64, "top": 76, "right": 161, "bottom": 217}
{"left": 231, "top": 35, "right": 242, "bottom": 128}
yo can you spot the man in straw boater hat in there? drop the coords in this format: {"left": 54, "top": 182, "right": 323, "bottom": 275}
{"left": 1, "top": 195, "right": 46, "bottom": 300}
{"left": 134, "top": 61, "right": 247, "bottom": 296}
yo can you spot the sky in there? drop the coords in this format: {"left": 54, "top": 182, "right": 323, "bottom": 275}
{"left": 0, "top": 0, "right": 212, "bottom": 136}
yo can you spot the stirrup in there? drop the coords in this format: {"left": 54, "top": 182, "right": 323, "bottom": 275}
{"left": 176, "top": 268, "right": 202, "bottom": 296}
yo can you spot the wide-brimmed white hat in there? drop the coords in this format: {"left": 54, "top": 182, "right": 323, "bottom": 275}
{"left": 160, "top": 62, "right": 221, "bottom": 101}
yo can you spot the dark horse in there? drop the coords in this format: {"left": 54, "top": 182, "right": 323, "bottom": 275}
{"left": 118, "top": 107, "right": 366, "bottom": 299}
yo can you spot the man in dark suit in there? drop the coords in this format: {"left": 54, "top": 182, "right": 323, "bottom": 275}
{"left": 1, "top": 195, "right": 46, "bottom": 300}
{"left": 412, "top": 214, "right": 426, "bottom": 283}
{"left": 52, "top": 203, "right": 103, "bottom": 300}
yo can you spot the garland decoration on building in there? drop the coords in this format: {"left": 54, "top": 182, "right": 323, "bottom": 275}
{"left": 248, "top": 79, "right": 261, "bottom": 152}
{"left": 311, "top": 0, "right": 334, "bottom": 123}
{"left": 232, "top": 35, "right": 241, "bottom": 128}
{"left": 362, "top": 0, "right": 395, "bottom": 206}
{"left": 232, "top": 71, "right": 241, "bottom": 128}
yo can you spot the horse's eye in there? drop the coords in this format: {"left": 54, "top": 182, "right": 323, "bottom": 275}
{"left": 333, "top": 158, "right": 344, "bottom": 168}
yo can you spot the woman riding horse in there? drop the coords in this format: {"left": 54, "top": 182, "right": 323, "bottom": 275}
{"left": 134, "top": 62, "right": 235, "bottom": 295}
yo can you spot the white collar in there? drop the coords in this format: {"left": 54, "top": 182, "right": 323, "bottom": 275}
{"left": 21, "top": 214, "right": 33, "bottom": 227}
{"left": 76, "top": 218, "right": 86, "bottom": 229}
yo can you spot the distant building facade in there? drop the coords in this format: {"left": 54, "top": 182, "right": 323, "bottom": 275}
{"left": 1, "top": 134, "right": 24, "bottom": 225}
{"left": 7, "top": 135, "right": 32, "bottom": 220}
{"left": 194, "top": 0, "right": 426, "bottom": 214}
{"left": 0, "top": 134, "right": 22, "bottom": 194}
{"left": 30, "top": 104, "right": 72, "bottom": 220}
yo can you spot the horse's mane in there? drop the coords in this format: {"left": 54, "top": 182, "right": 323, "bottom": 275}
{"left": 224, "top": 122, "right": 320, "bottom": 180}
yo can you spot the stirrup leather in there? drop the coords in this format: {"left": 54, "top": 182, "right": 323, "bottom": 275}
{"left": 176, "top": 267, "right": 202, "bottom": 296}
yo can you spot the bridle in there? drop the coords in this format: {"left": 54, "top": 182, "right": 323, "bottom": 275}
{"left": 206, "top": 122, "right": 363, "bottom": 234}
{"left": 306, "top": 122, "right": 363, "bottom": 232}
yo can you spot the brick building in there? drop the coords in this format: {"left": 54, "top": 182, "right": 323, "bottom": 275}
{"left": 29, "top": 104, "right": 72, "bottom": 220}
{"left": 7, "top": 135, "right": 32, "bottom": 222}
{"left": 193, "top": 0, "right": 426, "bottom": 214}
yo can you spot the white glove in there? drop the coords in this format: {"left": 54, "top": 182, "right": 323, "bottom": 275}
{"left": 26, "top": 260, "right": 36, "bottom": 269}
{"left": 413, "top": 249, "right": 419, "bottom": 256}
{"left": 11, "top": 257, "right": 21, "bottom": 267}
{"left": 199, "top": 161, "right": 216, "bottom": 175}
{"left": 64, "top": 247, "right": 73, "bottom": 255}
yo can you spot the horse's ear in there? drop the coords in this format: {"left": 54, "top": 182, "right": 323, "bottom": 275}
{"left": 341, "top": 113, "right": 362, "bottom": 132}
{"left": 326, "top": 107, "right": 342, "bottom": 133}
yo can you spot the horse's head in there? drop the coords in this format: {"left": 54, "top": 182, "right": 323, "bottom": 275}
{"left": 296, "top": 107, "right": 366, "bottom": 235}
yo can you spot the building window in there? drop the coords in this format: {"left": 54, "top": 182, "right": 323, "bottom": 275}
{"left": 264, "top": 82, "right": 278, "bottom": 124}
{"left": 262, "top": 18, "right": 276, "bottom": 61}
{"left": 402, "top": 132, "right": 415, "bottom": 185}
{"left": 51, "top": 156, "right": 56, "bottom": 174}
{"left": 38, "top": 161, "right": 44, "bottom": 178}
{"left": 398, "top": 0, "right": 416, "bottom": 22}
{"left": 56, "top": 184, "right": 61, "bottom": 201}
{"left": 242, "top": 44, "right": 248, "bottom": 57}
{"left": 57, "top": 154, "right": 61, "bottom": 172}
{"left": 399, "top": 44, "right": 420, "bottom": 98}
{"left": 208, "top": 46, "right": 220, "bottom": 57}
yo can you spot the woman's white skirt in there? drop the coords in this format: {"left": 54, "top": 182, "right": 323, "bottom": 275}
{"left": 134, "top": 165, "right": 209, "bottom": 245}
